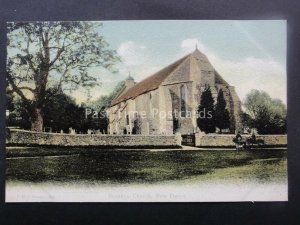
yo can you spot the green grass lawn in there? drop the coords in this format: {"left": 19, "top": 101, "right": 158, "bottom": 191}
{"left": 6, "top": 148, "right": 287, "bottom": 185}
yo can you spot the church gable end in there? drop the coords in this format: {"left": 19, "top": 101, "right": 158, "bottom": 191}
{"left": 162, "top": 57, "right": 191, "bottom": 85}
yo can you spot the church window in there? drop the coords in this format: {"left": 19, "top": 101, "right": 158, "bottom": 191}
{"left": 126, "top": 114, "right": 129, "bottom": 125}
{"left": 180, "top": 84, "right": 188, "bottom": 117}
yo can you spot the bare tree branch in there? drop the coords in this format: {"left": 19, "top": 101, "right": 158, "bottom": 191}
{"left": 24, "top": 35, "right": 39, "bottom": 75}
{"left": 6, "top": 72, "right": 30, "bottom": 102}
{"left": 49, "top": 47, "right": 64, "bottom": 67}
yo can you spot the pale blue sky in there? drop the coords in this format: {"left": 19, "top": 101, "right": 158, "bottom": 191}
{"left": 101, "top": 20, "right": 286, "bottom": 64}
{"left": 66, "top": 21, "right": 287, "bottom": 104}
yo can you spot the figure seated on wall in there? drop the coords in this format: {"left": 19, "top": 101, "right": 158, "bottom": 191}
{"left": 233, "top": 132, "right": 265, "bottom": 150}
{"left": 233, "top": 132, "right": 244, "bottom": 150}
{"left": 245, "top": 133, "right": 264, "bottom": 148}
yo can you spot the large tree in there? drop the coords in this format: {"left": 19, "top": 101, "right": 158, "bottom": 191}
{"left": 7, "top": 89, "right": 86, "bottom": 132}
{"left": 243, "top": 90, "right": 287, "bottom": 134}
{"left": 215, "top": 89, "right": 230, "bottom": 132}
{"left": 197, "top": 85, "right": 216, "bottom": 133}
{"left": 7, "top": 22, "right": 119, "bottom": 131}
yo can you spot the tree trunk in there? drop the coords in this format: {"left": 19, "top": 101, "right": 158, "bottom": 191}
{"left": 31, "top": 108, "right": 43, "bottom": 132}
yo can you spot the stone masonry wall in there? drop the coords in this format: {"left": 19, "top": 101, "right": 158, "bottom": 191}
{"left": 6, "top": 129, "right": 180, "bottom": 147}
{"left": 7, "top": 129, "right": 287, "bottom": 148}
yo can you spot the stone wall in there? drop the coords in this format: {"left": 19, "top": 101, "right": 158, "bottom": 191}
{"left": 6, "top": 129, "right": 181, "bottom": 147}
{"left": 195, "top": 133, "right": 287, "bottom": 147}
{"left": 6, "top": 129, "right": 287, "bottom": 148}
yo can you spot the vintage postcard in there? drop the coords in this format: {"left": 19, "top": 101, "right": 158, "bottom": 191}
{"left": 5, "top": 20, "right": 287, "bottom": 202}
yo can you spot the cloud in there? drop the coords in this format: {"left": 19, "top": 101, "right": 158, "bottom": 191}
{"left": 177, "top": 38, "right": 218, "bottom": 62}
{"left": 117, "top": 41, "right": 147, "bottom": 66}
{"left": 180, "top": 38, "right": 206, "bottom": 54}
{"left": 211, "top": 55, "right": 286, "bottom": 104}
{"left": 179, "top": 38, "right": 287, "bottom": 104}
{"left": 116, "top": 41, "right": 160, "bottom": 82}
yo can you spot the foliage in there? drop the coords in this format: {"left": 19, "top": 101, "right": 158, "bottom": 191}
{"left": 42, "top": 88, "right": 85, "bottom": 133}
{"left": 98, "top": 107, "right": 109, "bottom": 134}
{"left": 6, "top": 97, "right": 33, "bottom": 129}
{"left": 6, "top": 90, "right": 15, "bottom": 112}
{"left": 197, "top": 85, "right": 216, "bottom": 133}
{"left": 7, "top": 89, "right": 82, "bottom": 132}
{"left": 7, "top": 89, "right": 110, "bottom": 133}
{"left": 215, "top": 89, "right": 230, "bottom": 132}
{"left": 43, "top": 89, "right": 111, "bottom": 133}
{"left": 7, "top": 21, "right": 120, "bottom": 131}
{"left": 243, "top": 90, "right": 287, "bottom": 134}
{"left": 88, "top": 80, "right": 125, "bottom": 110}
{"left": 82, "top": 80, "right": 126, "bottom": 133}
{"left": 240, "top": 112, "right": 252, "bottom": 130}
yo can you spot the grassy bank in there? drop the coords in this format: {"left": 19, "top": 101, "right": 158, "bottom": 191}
{"left": 6, "top": 148, "right": 287, "bottom": 184}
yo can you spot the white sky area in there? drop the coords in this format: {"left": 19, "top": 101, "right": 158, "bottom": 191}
{"left": 15, "top": 20, "right": 287, "bottom": 105}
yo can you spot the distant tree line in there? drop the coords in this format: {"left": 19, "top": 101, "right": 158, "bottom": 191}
{"left": 197, "top": 86, "right": 286, "bottom": 135}
{"left": 242, "top": 90, "right": 286, "bottom": 134}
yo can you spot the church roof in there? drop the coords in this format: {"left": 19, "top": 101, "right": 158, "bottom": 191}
{"left": 110, "top": 49, "right": 228, "bottom": 106}
{"left": 111, "top": 54, "right": 190, "bottom": 106}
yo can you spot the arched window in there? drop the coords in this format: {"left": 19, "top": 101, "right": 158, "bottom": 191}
{"left": 180, "top": 84, "right": 188, "bottom": 117}
{"left": 126, "top": 114, "right": 129, "bottom": 125}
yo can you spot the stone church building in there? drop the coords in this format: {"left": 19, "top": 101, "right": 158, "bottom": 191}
{"left": 109, "top": 48, "right": 242, "bottom": 135}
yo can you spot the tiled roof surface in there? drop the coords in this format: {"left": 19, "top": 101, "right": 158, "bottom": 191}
{"left": 111, "top": 54, "right": 190, "bottom": 106}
